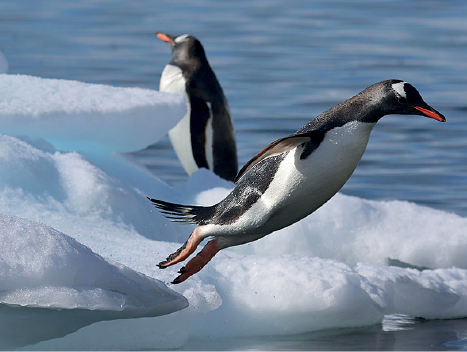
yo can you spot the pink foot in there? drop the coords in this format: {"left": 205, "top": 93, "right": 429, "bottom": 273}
{"left": 157, "top": 228, "right": 202, "bottom": 269}
{"left": 172, "top": 240, "right": 220, "bottom": 284}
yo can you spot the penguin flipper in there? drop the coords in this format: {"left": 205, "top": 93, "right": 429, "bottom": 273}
{"left": 234, "top": 133, "right": 313, "bottom": 183}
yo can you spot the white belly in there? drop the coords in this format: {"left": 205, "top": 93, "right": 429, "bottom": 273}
{"left": 203, "top": 121, "right": 376, "bottom": 238}
{"left": 160, "top": 64, "right": 199, "bottom": 175}
{"left": 160, "top": 64, "right": 186, "bottom": 94}
{"left": 262, "top": 121, "right": 375, "bottom": 230}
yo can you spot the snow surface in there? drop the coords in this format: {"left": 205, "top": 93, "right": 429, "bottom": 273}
{"left": 0, "top": 74, "right": 186, "bottom": 153}
{"left": 1, "top": 74, "right": 467, "bottom": 350}
{"left": 0, "top": 214, "right": 188, "bottom": 350}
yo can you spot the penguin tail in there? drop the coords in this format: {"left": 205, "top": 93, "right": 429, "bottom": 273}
{"left": 147, "top": 197, "right": 210, "bottom": 225}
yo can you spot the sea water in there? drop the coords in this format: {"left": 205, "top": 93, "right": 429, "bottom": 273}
{"left": 1, "top": 0, "right": 467, "bottom": 350}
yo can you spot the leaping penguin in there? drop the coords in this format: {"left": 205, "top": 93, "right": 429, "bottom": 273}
{"left": 148, "top": 80, "right": 445, "bottom": 284}
{"left": 157, "top": 32, "right": 238, "bottom": 181}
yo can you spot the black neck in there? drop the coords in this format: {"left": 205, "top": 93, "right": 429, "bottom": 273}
{"left": 296, "top": 89, "right": 386, "bottom": 134}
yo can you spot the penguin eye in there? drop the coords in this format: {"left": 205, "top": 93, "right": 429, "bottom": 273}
{"left": 397, "top": 96, "right": 407, "bottom": 104}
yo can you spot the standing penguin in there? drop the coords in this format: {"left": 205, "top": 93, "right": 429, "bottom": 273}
{"left": 157, "top": 32, "right": 238, "bottom": 181}
{"left": 149, "top": 80, "right": 445, "bottom": 284}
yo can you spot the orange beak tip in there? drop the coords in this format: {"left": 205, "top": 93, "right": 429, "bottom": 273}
{"left": 156, "top": 33, "right": 172, "bottom": 43}
{"left": 411, "top": 106, "right": 446, "bottom": 122}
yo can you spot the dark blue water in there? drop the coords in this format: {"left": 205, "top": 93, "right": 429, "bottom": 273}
{"left": 1, "top": 1, "right": 467, "bottom": 350}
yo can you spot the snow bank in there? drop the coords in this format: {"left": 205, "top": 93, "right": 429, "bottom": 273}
{"left": 0, "top": 74, "right": 186, "bottom": 153}
{"left": 190, "top": 254, "right": 387, "bottom": 337}
{"left": 188, "top": 254, "right": 467, "bottom": 338}
{"left": 0, "top": 50, "right": 7, "bottom": 73}
{"left": 356, "top": 264, "right": 467, "bottom": 319}
{"left": 1, "top": 74, "right": 467, "bottom": 350}
{"left": 0, "top": 134, "right": 182, "bottom": 243}
{"left": 0, "top": 214, "right": 187, "bottom": 350}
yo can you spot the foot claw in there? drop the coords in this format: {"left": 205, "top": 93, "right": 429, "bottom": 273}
{"left": 170, "top": 240, "right": 220, "bottom": 283}
{"left": 178, "top": 266, "right": 186, "bottom": 274}
{"left": 171, "top": 275, "right": 184, "bottom": 285}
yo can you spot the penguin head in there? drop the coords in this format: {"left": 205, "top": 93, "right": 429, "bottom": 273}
{"left": 379, "top": 79, "right": 446, "bottom": 122}
{"left": 157, "top": 32, "right": 208, "bottom": 70}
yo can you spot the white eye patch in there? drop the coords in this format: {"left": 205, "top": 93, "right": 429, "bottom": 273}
{"left": 391, "top": 81, "right": 407, "bottom": 99}
{"left": 174, "top": 34, "right": 190, "bottom": 43}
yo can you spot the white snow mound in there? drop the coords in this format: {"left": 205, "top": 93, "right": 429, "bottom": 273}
{"left": 0, "top": 74, "right": 186, "bottom": 152}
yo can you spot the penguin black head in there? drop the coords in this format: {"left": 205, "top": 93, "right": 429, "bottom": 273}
{"left": 156, "top": 32, "right": 208, "bottom": 70}
{"left": 367, "top": 79, "right": 446, "bottom": 123}
{"left": 313, "top": 80, "right": 446, "bottom": 129}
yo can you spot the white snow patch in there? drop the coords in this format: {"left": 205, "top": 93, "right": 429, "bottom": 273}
{"left": 0, "top": 74, "right": 186, "bottom": 153}
{"left": 0, "top": 214, "right": 187, "bottom": 350}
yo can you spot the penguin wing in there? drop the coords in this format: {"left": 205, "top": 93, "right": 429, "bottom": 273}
{"left": 234, "top": 132, "right": 322, "bottom": 183}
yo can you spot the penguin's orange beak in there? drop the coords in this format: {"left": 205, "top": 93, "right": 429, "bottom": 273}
{"left": 410, "top": 105, "right": 446, "bottom": 122}
{"left": 156, "top": 33, "right": 173, "bottom": 43}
